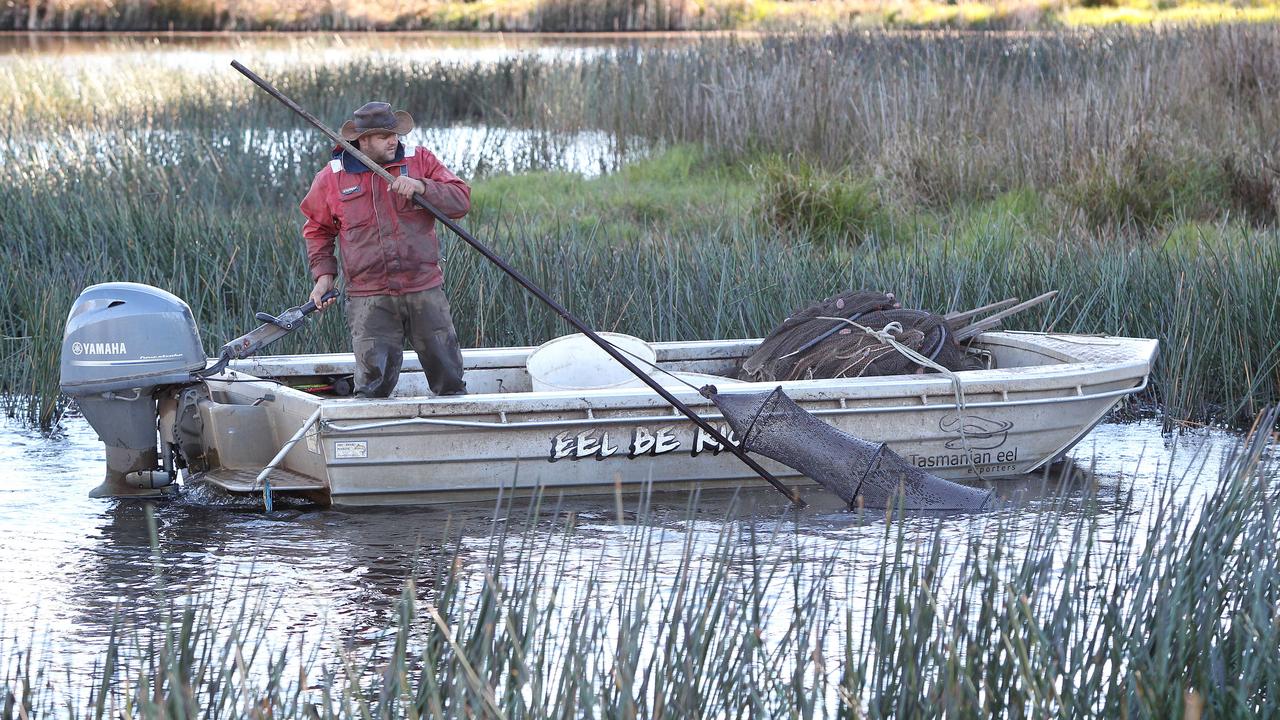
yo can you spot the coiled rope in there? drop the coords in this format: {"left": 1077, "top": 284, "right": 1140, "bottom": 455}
{"left": 815, "top": 317, "right": 989, "bottom": 480}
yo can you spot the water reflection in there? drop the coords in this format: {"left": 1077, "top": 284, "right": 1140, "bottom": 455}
{"left": 4, "top": 121, "right": 638, "bottom": 178}
{"left": 2, "top": 32, "right": 654, "bottom": 178}
{"left": 0, "top": 412, "right": 1251, "bottom": 679}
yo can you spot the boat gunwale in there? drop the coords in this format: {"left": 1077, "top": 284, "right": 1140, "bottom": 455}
{"left": 208, "top": 332, "right": 1158, "bottom": 422}
{"left": 227, "top": 331, "right": 1153, "bottom": 375}
{"left": 317, "top": 375, "right": 1149, "bottom": 434}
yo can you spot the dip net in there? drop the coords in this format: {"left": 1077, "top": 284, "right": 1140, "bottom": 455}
{"left": 704, "top": 386, "right": 993, "bottom": 511}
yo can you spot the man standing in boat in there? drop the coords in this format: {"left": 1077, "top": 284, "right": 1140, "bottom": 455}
{"left": 300, "top": 102, "right": 470, "bottom": 398}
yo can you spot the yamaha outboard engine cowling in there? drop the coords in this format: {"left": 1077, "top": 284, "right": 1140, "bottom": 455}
{"left": 60, "top": 283, "right": 206, "bottom": 497}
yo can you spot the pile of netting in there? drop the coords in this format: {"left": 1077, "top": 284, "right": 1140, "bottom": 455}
{"left": 703, "top": 386, "right": 992, "bottom": 511}
{"left": 738, "top": 290, "right": 983, "bottom": 383}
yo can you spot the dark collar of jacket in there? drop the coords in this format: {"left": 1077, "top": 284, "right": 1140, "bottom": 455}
{"left": 331, "top": 142, "right": 407, "bottom": 173}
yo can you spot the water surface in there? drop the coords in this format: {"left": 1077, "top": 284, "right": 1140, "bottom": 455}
{"left": 2, "top": 32, "right": 654, "bottom": 177}
{"left": 0, "top": 30, "right": 683, "bottom": 65}
{"left": 0, "top": 412, "right": 1247, "bottom": 679}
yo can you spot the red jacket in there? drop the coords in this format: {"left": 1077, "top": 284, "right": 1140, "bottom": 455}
{"left": 300, "top": 144, "right": 471, "bottom": 297}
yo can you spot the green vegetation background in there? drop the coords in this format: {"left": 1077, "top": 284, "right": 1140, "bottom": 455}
{"left": 2, "top": 27, "right": 1279, "bottom": 427}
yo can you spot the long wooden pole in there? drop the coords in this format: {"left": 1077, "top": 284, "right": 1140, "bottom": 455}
{"left": 230, "top": 60, "right": 804, "bottom": 507}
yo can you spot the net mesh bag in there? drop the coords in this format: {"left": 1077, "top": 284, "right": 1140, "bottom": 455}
{"left": 739, "top": 292, "right": 983, "bottom": 383}
{"left": 705, "top": 386, "right": 992, "bottom": 511}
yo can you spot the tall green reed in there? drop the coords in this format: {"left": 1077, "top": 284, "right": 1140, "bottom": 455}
{"left": 2, "top": 135, "right": 1279, "bottom": 426}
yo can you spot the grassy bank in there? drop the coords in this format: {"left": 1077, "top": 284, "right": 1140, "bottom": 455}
{"left": 5, "top": 0, "right": 1280, "bottom": 31}
{"left": 2, "top": 28, "right": 1278, "bottom": 427}
{"left": 4, "top": 418, "right": 1278, "bottom": 716}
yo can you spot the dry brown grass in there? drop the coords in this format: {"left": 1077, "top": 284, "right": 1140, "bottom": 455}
{"left": 567, "top": 26, "right": 1280, "bottom": 223}
{"left": 7, "top": 0, "right": 1280, "bottom": 30}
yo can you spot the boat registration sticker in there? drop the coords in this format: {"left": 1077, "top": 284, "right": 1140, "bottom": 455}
{"left": 334, "top": 441, "right": 368, "bottom": 459}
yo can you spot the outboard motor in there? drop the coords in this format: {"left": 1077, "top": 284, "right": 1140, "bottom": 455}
{"left": 61, "top": 281, "right": 335, "bottom": 499}
{"left": 60, "top": 283, "right": 206, "bottom": 497}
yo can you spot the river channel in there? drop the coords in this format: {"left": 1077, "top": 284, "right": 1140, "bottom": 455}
{"left": 0, "top": 409, "right": 1250, "bottom": 681}
{"left": 1, "top": 32, "right": 667, "bottom": 177}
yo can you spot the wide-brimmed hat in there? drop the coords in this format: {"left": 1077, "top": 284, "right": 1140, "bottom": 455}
{"left": 339, "top": 101, "right": 414, "bottom": 142}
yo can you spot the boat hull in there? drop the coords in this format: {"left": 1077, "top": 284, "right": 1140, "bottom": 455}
{"left": 193, "top": 332, "right": 1158, "bottom": 506}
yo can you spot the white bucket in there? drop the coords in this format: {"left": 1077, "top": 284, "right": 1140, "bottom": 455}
{"left": 526, "top": 332, "right": 657, "bottom": 392}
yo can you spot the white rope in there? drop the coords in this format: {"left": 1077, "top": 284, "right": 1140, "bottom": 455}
{"left": 814, "top": 317, "right": 988, "bottom": 480}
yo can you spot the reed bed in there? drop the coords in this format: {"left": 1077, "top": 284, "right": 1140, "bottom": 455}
{"left": 5, "top": 27, "right": 1278, "bottom": 221}
{"left": 3, "top": 141, "right": 1277, "bottom": 427}
{"left": 542, "top": 27, "right": 1280, "bottom": 222}
{"left": 2, "top": 412, "right": 1277, "bottom": 717}
{"left": 6, "top": 0, "right": 1280, "bottom": 31}
{"left": 2, "top": 28, "right": 1279, "bottom": 426}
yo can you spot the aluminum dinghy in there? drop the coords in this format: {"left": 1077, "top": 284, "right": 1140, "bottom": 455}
{"left": 181, "top": 331, "right": 1157, "bottom": 506}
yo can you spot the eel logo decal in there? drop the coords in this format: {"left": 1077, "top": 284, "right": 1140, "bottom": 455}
{"left": 938, "top": 414, "right": 1013, "bottom": 450}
